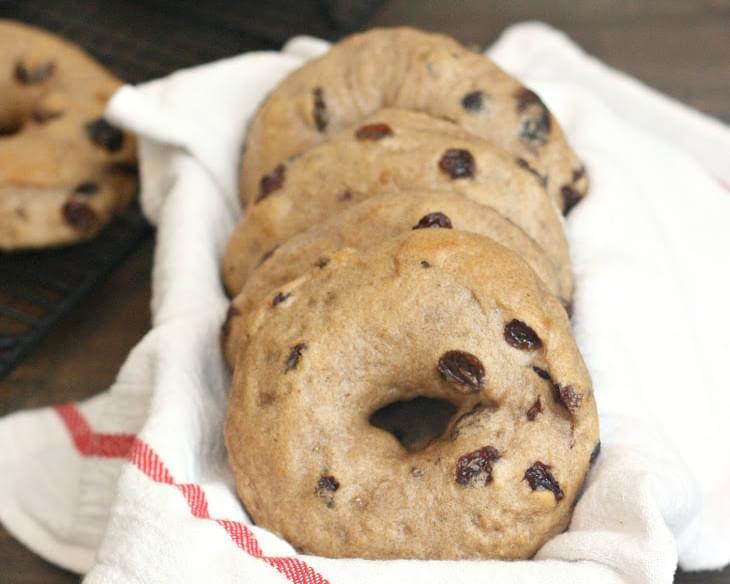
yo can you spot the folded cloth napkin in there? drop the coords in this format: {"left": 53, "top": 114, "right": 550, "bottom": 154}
{"left": 1, "top": 22, "right": 729, "bottom": 583}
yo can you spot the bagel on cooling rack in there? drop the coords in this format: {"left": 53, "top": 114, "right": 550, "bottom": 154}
{"left": 240, "top": 27, "right": 587, "bottom": 214}
{"left": 0, "top": 20, "right": 137, "bottom": 250}
{"left": 225, "top": 230, "right": 599, "bottom": 560}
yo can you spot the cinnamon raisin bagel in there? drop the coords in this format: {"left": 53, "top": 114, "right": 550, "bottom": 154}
{"left": 0, "top": 20, "right": 137, "bottom": 250}
{"left": 240, "top": 27, "right": 586, "bottom": 214}
{"left": 222, "top": 190, "right": 571, "bottom": 366}
{"left": 225, "top": 229, "right": 599, "bottom": 560}
{"left": 226, "top": 109, "right": 570, "bottom": 298}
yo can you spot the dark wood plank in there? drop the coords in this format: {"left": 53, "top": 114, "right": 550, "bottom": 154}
{"left": 677, "top": 568, "right": 730, "bottom": 584}
{"left": 1, "top": 240, "right": 153, "bottom": 415}
{"left": 369, "top": 0, "right": 730, "bottom": 123}
{"left": 0, "top": 241, "right": 153, "bottom": 583}
{"left": 0, "top": 242, "right": 152, "bottom": 408}
{"left": 0, "top": 525, "right": 78, "bottom": 584}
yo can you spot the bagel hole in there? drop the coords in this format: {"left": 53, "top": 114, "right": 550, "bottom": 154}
{"left": 369, "top": 396, "right": 457, "bottom": 452}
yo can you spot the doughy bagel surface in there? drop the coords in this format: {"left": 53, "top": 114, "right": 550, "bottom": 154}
{"left": 226, "top": 109, "right": 570, "bottom": 297}
{"left": 240, "top": 27, "right": 587, "bottom": 214}
{"left": 0, "top": 20, "right": 137, "bottom": 250}
{"left": 222, "top": 190, "right": 571, "bottom": 366}
{"left": 225, "top": 230, "right": 598, "bottom": 560}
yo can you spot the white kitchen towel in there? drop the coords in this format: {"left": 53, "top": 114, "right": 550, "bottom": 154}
{"left": 1, "top": 22, "right": 729, "bottom": 584}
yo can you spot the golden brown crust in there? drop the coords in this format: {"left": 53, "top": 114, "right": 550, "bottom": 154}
{"left": 0, "top": 20, "right": 137, "bottom": 250}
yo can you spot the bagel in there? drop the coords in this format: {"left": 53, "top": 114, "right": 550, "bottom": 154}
{"left": 225, "top": 229, "right": 599, "bottom": 559}
{"left": 240, "top": 27, "right": 587, "bottom": 214}
{"left": 222, "top": 190, "right": 571, "bottom": 366}
{"left": 225, "top": 109, "right": 570, "bottom": 297}
{"left": 0, "top": 20, "right": 137, "bottom": 250}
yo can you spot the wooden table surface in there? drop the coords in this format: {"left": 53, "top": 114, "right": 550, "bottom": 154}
{"left": 2, "top": 1, "right": 729, "bottom": 582}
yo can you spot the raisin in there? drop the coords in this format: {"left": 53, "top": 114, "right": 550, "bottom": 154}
{"left": 73, "top": 181, "right": 99, "bottom": 196}
{"left": 526, "top": 397, "right": 543, "bottom": 421}
{"left": 315, "top": 256, "right": 330, "bottom": 268}
{"left": 590, "top": 441, "right": 601, "bottom": 464}
{"left": 439, "top": 148, "right": 475, "bottom": 179}
{"left": 257, "top": 246, "right": 278, "bottom": 267}
{"left": 555, "top": 385, "right": 582, "bottom": 413}
{"left": 524, "top": 461, "right": 564, "bottom": 502}
{"left": 31, "top": 108, "right": 63, "bottom": 124}
{"left": 515, "top": 87, "right": 547, "bottom": 113}
{"left": 420, "top": 260, "right": 431, "bottom": 268}
{"left": 561, "top": 185, "right": 582, "bottom": 215}
{"left": 272, "top": 291, "right": 291, "bottom": 306}
{"left": 338, "top": 190, "right": 353, "bottom": 202}
{"left": 106, "top": 162, "right": 137, "bottom": 177}
{"left": 312, "top": 87, "right": 328, "bottom": 132}
{"left": 438, "top": 350, "right": 485, "bottom": 393}
{"left": 515, "top": 87, "right": 551, "bottom": 146}
{"left": 220, "top": 305, "right": 240, "bottom": 342}
{"left": 257, "top": 164, "right": 285, "bottom": 202}
{"left": 504, "top": 319, "right": 542, "bottom": 351}
{"left": 62, "top": 200, "right": 98, "bottom": 232}
{"left": 534, "top": 368, "right": 582, "bottom": 415}
{"left": 355, "top": 123, "right": 393, "bottom": 140}
{"left": 572, "top": 164, "right": 586, "bottom": 183}
{"left": 516, "top": 157, "right": 547, "bottom": 187}
{"left": 0, "top": 124, "right": 20, "bottom": 137}
{"left": 14, "top": 60, "right": 55, "bottom": 84}
{"left": 315, "top": 475, "right": 339, "bottom": 495}
{"left": 284, "top": 343, "right": 306, "bottom": 372}
{"left": 455, "top": 446, "right": 500, "bottom": 486}
{"left": 520, "top": 114, "right": 550, "bottom": 146}
{"left": 533, "top": 366, "right": 552, "bottom": 381}
{"left": 315, "top": 475, "right": 339, "bottom": 507}
{"left": 413, "top": 212, "right": 453, "bottom": 230}
{"left": 86, "top": 118, "right": 124, "bottom": 152}
{"left": 461, "top": 90, "right": 484, "bottom": 112}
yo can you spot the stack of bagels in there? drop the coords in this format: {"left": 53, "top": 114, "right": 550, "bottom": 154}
{"left": 223, "top": 28, "right": 599, "bottom": 561}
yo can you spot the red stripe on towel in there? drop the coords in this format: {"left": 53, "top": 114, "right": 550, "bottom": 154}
{"left": 54, "top": 403, "right": 329, "bottom": 584}
{"left": 54, "top": 404, "right": 135, "bottom": 458}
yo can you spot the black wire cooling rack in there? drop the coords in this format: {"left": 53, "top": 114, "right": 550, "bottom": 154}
{"left": 0, "top": 0, "right": 384, "bottom": 381}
